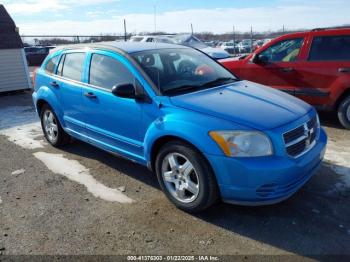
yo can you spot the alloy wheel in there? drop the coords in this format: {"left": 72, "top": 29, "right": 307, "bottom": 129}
{"left": 161, "top": 152, "right": 200, "bottom": 203}
{"left": 43, "top": 110, "right": 58, "bottom": 143}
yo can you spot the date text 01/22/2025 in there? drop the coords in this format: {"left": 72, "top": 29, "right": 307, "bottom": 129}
{"left": 127, "top": 255, "right": 219, "bottom": 261}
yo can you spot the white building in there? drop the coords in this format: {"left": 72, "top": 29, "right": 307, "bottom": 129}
{"left": 0, "top": 4, "right": 31, "bottom": 93}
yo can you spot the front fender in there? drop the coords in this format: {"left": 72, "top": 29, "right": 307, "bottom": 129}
{"left": 143, "top": 107, "right": 249, "bottom": 162}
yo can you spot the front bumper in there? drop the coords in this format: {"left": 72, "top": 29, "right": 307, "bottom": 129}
{"left": 205, "top": 128, "right": 327, "bottom": 205}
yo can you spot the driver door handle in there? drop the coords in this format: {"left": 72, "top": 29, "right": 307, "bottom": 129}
{"left": 280, "top": 67, "right": 294, "bottom": 73}
{"left": 50, "top": 81, "right": 59, "bottom": 88}
{"left": 84, "top": 92, "right": 97, "bottom": 99}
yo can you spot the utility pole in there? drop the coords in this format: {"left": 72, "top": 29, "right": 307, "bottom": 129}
{"left": 191, "top": 23, "right": 194, "bottom": 35}
{"left": 154, "top": 5, "right": 157, "bottom": 34}
{"left": 124, "top": 19, "right": 127, "bottom": 41}
{"left": 250, "top": 26, "right": 253, "bottom": 53}
{"left": 282, "top": 24, "right": 285, "bottom": 33}
{"left": 233, "top": 25, "right": 236, "bottom": 55}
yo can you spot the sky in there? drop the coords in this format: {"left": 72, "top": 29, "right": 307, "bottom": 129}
{"left": 1, "top": 0, "right": 350, "bottom": 35}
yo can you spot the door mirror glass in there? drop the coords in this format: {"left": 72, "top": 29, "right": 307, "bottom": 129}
{"left": 112, "top": 83, "right": 136, "bottom": 99}
{"left": 253, "top": 54, "right": 269, "bottom": 64}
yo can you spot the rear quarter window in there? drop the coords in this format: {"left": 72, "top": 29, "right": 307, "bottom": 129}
{"left": 44, "top": 56, "right": 59, "bottom": 74}
{"left": 308, "top": 35, "right": 350, "bottom": 61}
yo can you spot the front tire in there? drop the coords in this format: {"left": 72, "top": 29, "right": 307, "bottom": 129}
{"left": 338, "top": 95, "right": 350, "bottom": 129}
{"left": 155, "top": 140, "right": 219, "bottom": 212}
{"left": 40, "top": 104, "right": 70, "bottom": 147}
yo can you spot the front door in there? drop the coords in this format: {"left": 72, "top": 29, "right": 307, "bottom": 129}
{"left": 239, "top": 38, "right": 305, "bottom": 96}
{"left": 81, "top": 51, "right": 143, "bottom": 160}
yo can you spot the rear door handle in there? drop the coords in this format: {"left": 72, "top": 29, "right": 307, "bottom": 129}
{"left": 50, "top": 81, "right": 59, "bottom": 88}
{"left": 280, "top": 67, "right": 294, "bottom": 73}
{"left": 338, "top": 67, "right": 350, "bottom": 73}
{"left": 84, "top": 92, "right": 97, "bottom": 99}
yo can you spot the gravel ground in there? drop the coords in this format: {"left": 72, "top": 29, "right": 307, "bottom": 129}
{"left": 0, "top": 90, "right": 349, "bottom": 258}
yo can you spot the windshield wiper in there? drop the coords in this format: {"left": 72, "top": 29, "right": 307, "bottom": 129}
{"left": 163, "top": 77, "right": 237, "bottom": 96}
{"left": 200, "top": 77, "right": 237, "bottom": 88}
{"left": 163, "top": 84, "right": 202, "bottom": 95}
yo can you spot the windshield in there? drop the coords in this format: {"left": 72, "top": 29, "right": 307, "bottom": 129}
{"left": 132, "top": 48, "right": 237, "bottom": 96}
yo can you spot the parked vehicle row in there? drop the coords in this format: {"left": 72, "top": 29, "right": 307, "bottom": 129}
{"left": 220, "top": 27, "right": 350, "bottom": 129}
{"left": 129, "top": 34, "right": 230, "bottom": 60}
{"left": 217, "top": 38, "right": 272, "bottom": 54}
{"left": 33, "top": 42, "right": 327, "bottom": 212}
{"left": 252, "top": 38, "right": 272, "bottom": 51}
{"left": 218, "top": 41, "right": 239, "bottom": 54}
{"left": 24, "top": 46, "right": 55, "bottom": 66}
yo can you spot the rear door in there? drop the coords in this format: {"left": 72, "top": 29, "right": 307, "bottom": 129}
{"left": 54, "top": 51, "right": 87, "bottom": 140}
{"left": 239, "top": 37, "right": 306, "bottom": 95}
{"left": 295, "top": 33, "right": 350, "bottom": 106}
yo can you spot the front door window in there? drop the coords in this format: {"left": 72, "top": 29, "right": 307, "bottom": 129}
{"left": 258, "top": 38, "right": 304, "bottom": 63}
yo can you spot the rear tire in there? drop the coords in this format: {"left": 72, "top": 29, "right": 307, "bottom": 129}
{"left": 155, "top": 140, "right": 219, "bottom": 213}
{"left": 40, "top": 104, "right": 70, "bottom": 147}
{"left": 338, "top": 95, "right": 350, "bottom": 129}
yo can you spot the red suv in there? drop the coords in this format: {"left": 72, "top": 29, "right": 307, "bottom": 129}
{"left": 220, "top": 27, "right": 350, "bottom": 129}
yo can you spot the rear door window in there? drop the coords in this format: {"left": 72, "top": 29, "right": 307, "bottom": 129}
{"left": 308, "top": 35, "right": 350, "bottom": 61}
{"left": 89, "top": 54, "right": 134, "bottom": 90}
{"left": 60, "top": 53, "right": 85, "bottom": 82}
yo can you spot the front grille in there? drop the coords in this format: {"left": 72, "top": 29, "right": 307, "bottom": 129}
{"left": 283, "top": 125, "right": 304, "bottom": 144}
{"left": 286, "top": 139, "right": 307, "bottom": 156}
{"left": 283, "top": 116, "right": 318, "bottom": 157}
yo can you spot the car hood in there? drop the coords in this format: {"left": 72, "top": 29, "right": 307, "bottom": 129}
{"left": 200, "top": 47, "right": 230, "bottom": 59}
{"left": 169, "top": 81, "right": 311, "bottom": 130}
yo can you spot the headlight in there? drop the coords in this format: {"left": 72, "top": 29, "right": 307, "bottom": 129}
{"left": 209, "top": 131, "right": 273, "bottom": 157}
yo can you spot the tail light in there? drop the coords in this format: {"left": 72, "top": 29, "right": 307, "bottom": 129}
{"left": 32, "top": 68, "right": 38, "bottom": 88}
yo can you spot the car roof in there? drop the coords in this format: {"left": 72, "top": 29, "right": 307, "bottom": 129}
{"left": 272, "top": 27, "right": 350, "bottom": 41}
{"left": 52, "top": 41, "right": 188, "bottom": 54}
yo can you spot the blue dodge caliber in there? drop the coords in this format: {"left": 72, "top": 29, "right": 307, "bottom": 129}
{"left": 33, "top": 42, "right": 327, "bottom": 212}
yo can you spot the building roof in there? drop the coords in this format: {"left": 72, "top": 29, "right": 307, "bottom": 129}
{"left": 0, "top": 4, "right": 23, "bottom": 49}
{"left": 54, "top": 41, "right": 188, "bottom": 54}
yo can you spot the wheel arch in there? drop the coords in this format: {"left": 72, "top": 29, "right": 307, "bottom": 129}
{"left": 34, "top": 86, "right": 64, "bottom": 125}
{"left": 149, "top": 134, "right": 221, "bottom": 211}
{"left": 149, "top": 135, "right": 213, "bottom": 173}
{"left": 36, "top": 98, "right": 49, "bottom": 115}
{"left": 335, "top": 87, "right": 350, "bottom": 109}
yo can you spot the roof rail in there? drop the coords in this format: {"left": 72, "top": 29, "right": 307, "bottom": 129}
{"left": 311, "top": 26, "right": 350, "bottom": 31}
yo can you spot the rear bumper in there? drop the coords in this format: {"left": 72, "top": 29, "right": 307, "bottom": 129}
{"left": 205, "top": 128, "right": 327, "bottom": 206}
{"left": 32, "top": 91, "right": 38, "bottom": 113}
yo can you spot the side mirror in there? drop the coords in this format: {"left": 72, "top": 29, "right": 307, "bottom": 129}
{"left": 112, "top": 83, "right": 136, "bottom": 99}
{"left": 252, "top": 54, "right": 269, "bottom": 64}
